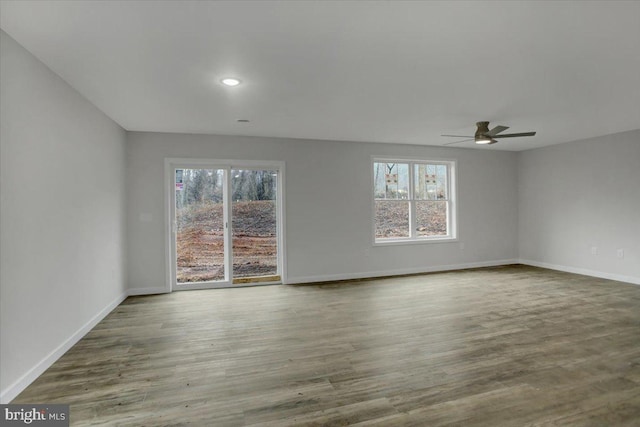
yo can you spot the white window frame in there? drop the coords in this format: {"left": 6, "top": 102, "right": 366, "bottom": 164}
{"left": 372, "top": 156, "right": 457, "bottom": 245}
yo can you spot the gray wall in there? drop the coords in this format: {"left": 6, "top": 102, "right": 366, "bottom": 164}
{"left": 126, "top": 132, "right": 519, "bottom": 292}
{"left": 0, "top": 31, "right": 128, "bottom": 401}
{"left": 518, "top": 129, "right": 640, "bottom": 284}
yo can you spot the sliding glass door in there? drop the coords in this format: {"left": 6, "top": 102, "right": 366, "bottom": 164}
{"left": 168, "top": 161, "right": 283, "bottom": 290}
{"left": 175, "top": 168, "right": 227, "bottom": 284}
{"left": 231, "top": 169, "right": 279, "bottom": 283}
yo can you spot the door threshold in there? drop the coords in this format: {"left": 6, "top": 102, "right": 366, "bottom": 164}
{"left": 233, "top": 275, "right": 281, "bottom": 285}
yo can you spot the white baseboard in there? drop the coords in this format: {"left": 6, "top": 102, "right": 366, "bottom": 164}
{"left": 519, "top": 259, "right": 640, "bottom": 286}
{"left": 0, "top": 291, "right": 128, "bottom": 404}
{"left": 127, "top": 286, "right": 169, "bottom": 296}
{"left": 286, "top": 259, "right": 520, "bottom": 285}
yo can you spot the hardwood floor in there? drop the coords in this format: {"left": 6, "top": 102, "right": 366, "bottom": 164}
{"left": 12, "top": 265, "right": 640, "bottom": 426}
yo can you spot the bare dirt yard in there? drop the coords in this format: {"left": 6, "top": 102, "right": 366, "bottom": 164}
{"left": 176, "top": 201, "right": 276, "bottom": 282}
{"left": 375, "top": 201, "right": 447, "bottom": 238}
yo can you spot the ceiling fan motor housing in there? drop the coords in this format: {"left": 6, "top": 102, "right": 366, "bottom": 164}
{"left": 475, "top": 121, "right": 494, "bottom": 143}
{"left": 475, "top": 121, "right": 490, "bottom": 139}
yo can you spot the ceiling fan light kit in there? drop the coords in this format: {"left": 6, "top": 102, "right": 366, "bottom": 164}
{"left": 442, "top": 121, "right": 536, "bottom": 146}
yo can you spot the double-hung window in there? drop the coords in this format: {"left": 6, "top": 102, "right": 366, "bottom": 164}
{"left": 373, "top": 159, "right": 456, "bottom": 243}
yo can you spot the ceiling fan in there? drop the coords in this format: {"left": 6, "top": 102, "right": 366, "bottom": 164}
{"left": 442, "top": 121, "right": 536, "bottom": 145}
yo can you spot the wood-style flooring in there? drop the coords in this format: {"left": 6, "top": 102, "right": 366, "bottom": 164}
{"left": 12, "top": 265, "right": 640, "bottom": 426}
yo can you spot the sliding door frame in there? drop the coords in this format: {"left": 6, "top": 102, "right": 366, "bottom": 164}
{"left": 164, "top": 158, "right": 286, "bottom": 292}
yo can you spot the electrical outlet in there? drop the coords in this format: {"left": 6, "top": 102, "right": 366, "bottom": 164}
{"left": 591, "top": 246, "right": 598, "bottom": 255}
{"left": 617, "top": 249, "right": 624, "bottom": 259}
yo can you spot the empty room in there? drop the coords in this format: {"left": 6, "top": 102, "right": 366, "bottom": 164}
{"left": 1, "top": 1, "right": 639, "bottom": 426}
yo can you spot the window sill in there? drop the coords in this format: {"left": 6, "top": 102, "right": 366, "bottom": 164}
{"left": 373, "top": 236, "right": 458, "bottom": 246}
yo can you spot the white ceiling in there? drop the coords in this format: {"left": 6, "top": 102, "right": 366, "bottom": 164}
{"left": 1, "top": 1, "right": 639, "bottom": 151}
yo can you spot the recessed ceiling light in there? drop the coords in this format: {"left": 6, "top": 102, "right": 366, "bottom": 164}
{"left": 221, "top": 78, "right": 241, "bottom": 87}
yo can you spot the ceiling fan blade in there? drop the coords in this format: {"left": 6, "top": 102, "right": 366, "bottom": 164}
{"left": 485, "top": 125, "right": 509, "bottom": 137}
{"left": 492, "top": 132, "right": 536, "bottom": 138}
{"left": 443, "top": 138, "right": 474, "bottom": 145}
{"left": 441, "top": 134, "right": 473, "bottom": 138}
